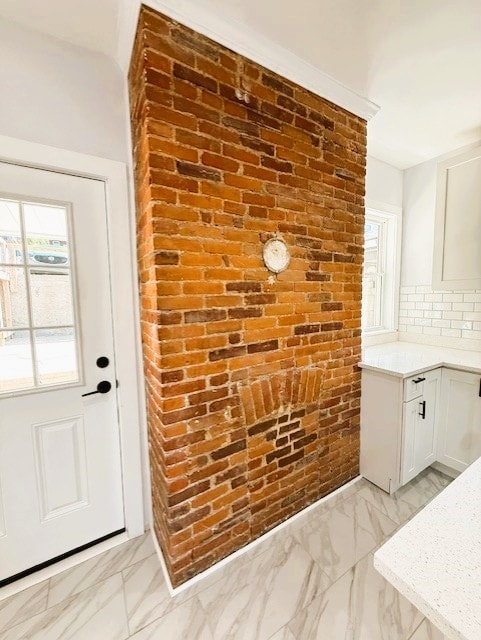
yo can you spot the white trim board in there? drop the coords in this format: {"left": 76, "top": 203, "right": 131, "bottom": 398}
{"left": 117, "top": 0, "right": 379, "bottom": 121}
{"left": 0, "top": 134, "right": 146, "bottom": 540}
{"left": 154, "top": 475, "right": 361, "bottom": 596}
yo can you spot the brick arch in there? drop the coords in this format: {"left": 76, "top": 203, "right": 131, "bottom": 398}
{"left": 237, "top": 367, "right": 325, "bottom": 425}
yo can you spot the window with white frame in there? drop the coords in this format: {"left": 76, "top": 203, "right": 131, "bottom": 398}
{"left": 362, "top": 209, "right": 398, "bottom": 333}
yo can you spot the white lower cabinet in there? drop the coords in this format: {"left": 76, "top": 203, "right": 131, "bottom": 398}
{"left": 361, "top": 365, "right": 481, "bottom": 492}
{"left": 436, "top": 369, "right": 481, "bottom": 472}
{"left": 401, "top": 370, "right": 441, "bottom": 485}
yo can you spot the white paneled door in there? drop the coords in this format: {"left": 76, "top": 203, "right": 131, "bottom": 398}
{"left": 0, "top": 162, "right": 124, "bottom": 583}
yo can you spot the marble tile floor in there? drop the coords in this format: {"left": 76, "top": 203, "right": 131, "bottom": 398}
{"left": 0, "top": 467, "right": 452, "bottom": 640}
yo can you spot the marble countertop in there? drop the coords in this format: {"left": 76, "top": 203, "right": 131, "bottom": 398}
{"left": 374, "top": 456, "right": 481, "bottom": 640}
{"left": 360, "top": 342, "right": 481, "bottom": 378}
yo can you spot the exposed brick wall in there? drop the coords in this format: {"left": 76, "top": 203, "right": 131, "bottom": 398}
{"left": 129, "top": 5, "right": 366, "bottom": 587}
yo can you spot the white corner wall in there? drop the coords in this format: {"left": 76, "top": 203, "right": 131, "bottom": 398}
{"left": 0, "top": 20, "right": 128, "bottom": 162}
{"left": 366, "top": 156, "right": 403, "bottom": 211}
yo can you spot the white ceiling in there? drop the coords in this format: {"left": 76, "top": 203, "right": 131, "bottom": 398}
{"left": 1, "top": 0, "right": 481, "bottom": 169}
{"left": 0, "top": 0, "right": 119, "bottom": 59}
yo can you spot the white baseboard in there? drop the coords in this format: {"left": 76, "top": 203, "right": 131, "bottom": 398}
{"left": 431, "top": 462, "right": 460, "bottom": 480}
{"left": 153, "top": 475, "right": 361, "bottom": 597}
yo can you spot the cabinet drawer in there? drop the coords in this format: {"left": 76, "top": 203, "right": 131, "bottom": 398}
{"left": 404, "top": 374, "right": 426, "bottom": 401}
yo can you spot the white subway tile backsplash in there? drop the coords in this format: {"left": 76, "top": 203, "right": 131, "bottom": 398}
{"left": 462, "top": 330, "right": 481, "bottom": 340}
{"left": 424, "top": 327, "right": 442, "bottom": 335}
{"left": 452, "top": 302, "right": 474, "bottom": 312}
{"left": 415, "top": 317, "right": 432, "bottom": 326}
{"left": 415, "top": 302, "right": 433, "bottom": 310}
{"left": 410, "top": 325, "right": 424, "bottom": 334}
{"left": 432, "top": 319, "right": 451, "bottom": 328}
{"left": 442, "top": 293, "right": 463, "bottom": 302}
{"left": 415, "top": 285, "right": 433, "bottom": 294}
{"left": 398, "top": 285, "right": 481, "bottom": 345}
{"left": 443, "top": 311, "right": 463, "bottom": 320}
{"left": 441, "top": 328, "right": 462, "bottom": 338}
{"left": 462, "top": 312, "right": 481, "bottom": 321}
{"left": 451, "top": 320, "right": 471, "bottom": 330}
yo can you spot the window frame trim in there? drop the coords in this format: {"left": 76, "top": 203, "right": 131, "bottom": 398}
{"left": 362, "top": 204, "right": 402, "bottom": 336}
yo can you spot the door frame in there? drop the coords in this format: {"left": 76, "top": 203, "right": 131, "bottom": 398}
{"left": 0, "top": 134, "right": 145, "bottom": 541}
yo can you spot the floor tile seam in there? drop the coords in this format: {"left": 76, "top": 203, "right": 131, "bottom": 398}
{"left": 397, "top": 492, "right": 432, "bottom": 513}
{"left": 286, "top": 548, "right": 374, "bottom": 635}
{"left": 193, "top": 543, "right": 275, "bottom": 601}
{"left": 290, "top": 495, "right": 397, "bottom": 576}
{"left": 355, "top": 492, "right": 399, "bottom": 528}
{"left": 407, "top": 617, "right": 427, "bottom": 640}
{"left": 330, "top": 521, "right": 395, "bottom": 587}
{"left": 356, "top": 488, "right": 406, "bottom": 525}
{"left": 120, "top": 551, "right": 158, "bottom": 581}
{"left": 126, "top": 579, "right": 208, "bottom": 638}
{"left": 187, "top": 594, "right": 215, "bottom": 640}
{"left": 119, "top": 568, "right": 133, "bottom": 638}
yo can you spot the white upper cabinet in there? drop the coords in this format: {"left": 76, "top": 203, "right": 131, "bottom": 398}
{"left": 433, "top": 146, "right": 481, "bottom": 289}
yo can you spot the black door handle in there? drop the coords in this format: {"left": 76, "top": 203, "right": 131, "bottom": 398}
{"left": 82, "top": 381, "right": 112, "bottom": 397}
{"left": 418, "top": 400, "right": 426, "bottom": 419}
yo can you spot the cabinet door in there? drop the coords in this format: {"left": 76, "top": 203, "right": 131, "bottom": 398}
{"left": 402, "top": 369, "right": 441, "bottom": 485}
{"left": 437, "top": 369, "right": 481, "bottom": 472}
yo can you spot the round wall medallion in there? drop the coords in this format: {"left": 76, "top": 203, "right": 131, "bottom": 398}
{"left": 263, "top": 237, "right": 290, "bottom": 274}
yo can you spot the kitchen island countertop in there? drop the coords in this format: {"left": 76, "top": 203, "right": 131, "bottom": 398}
{"left": 374, "top": 455, "right": 481, "bottom": 640}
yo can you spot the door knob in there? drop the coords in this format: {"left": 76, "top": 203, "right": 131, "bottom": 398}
{"left": 82, "top": 381, "right": 112, "bottom": 397}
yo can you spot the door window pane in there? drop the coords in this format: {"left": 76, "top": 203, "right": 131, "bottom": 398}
{"left": 30, "top": 270, "right": 74, "bottom": 327}
{"left": 0, "top": 200, "right": 22, "bottom": 264}
{"left": 35, "top": 328, "right": 78, "bottom": 386}
{"left": 0, "top": 267, "right": 29, "bottom": 328}
{"left": 0, "top": 198, "right": 80, "bottom": 395}
{"left": 24, "top": 204, "right": 69, "bottom": 267}
{"left": 0, "top": 330, "right": 34, "bottom": 392}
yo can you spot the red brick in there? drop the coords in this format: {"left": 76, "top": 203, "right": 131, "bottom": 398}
{"left": 130, "top": 6, "right": 365, "bottom": 589}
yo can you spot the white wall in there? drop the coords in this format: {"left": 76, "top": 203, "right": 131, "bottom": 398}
{"left": 0, "top": 20, "right": 128, "bottom": 162}
{"left": 363, "top": 156, "right": 403, "bottom": 347}
{"left": 0, "top": 20, "right": 150, "bottom": 524}
{"left": 366, "top": 156, "right": 403, "bottom": 211}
